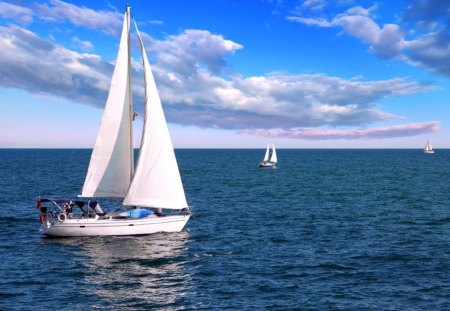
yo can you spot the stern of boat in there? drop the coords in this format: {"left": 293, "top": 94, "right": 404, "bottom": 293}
{"left": 39, "top": 220, "right": 51, "bottom": 235}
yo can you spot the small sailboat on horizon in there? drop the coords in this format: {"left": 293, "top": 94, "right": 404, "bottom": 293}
{"left": 258, "top": 142, "right": 277, "bottom": 168}
{"left": 36, "top": 5, "right": 191, "bottom": 237}
{"left": 424, "top": 140, "right": 434, "bottom": 154}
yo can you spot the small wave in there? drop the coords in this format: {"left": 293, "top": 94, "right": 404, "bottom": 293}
{"left": 418, "top": 285, "right": 445, "bottom": 292}
{"left": 362, "top": 253, "right": 410, "bottom": 262}
{"left": 351, "top": 253, "right": 411, "bottom": 264}
{"left": 0, "top": 217, "right": 37, "bottom": 224}
{"left": 399, "top": 220, "right": 419, "bottom": 225}
{"left": 0, "top": 292, "right": 25, "bottom": 298}
{"left": 0, "top": 217, "right": 20, "bottom": 223}
{"left": 115, "top": 257, "right": 175, "bottom": 267}
{"left": 316, "top": 262, "right": 357, "bottom": 271}
{"left": 8, "top": 280, "right": 50, "bottom": 286}
{"left": 257, "top": 284, "right": 277, "bottom": 292}
{"left": 425, "top": 217, "right": 450, "bottom": 226}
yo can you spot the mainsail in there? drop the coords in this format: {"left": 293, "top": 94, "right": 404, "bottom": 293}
{"left": 80, "top": 6, "right": 133, "bottom": 198}
{"left": 122, "top": 19, "right": 188, "bottom": 210}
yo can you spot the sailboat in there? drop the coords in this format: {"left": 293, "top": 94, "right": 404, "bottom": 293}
{"left": 36, "top": 5, "right": 191, "bottom": 237}
{"left": 258, "top": 142, "right": 277, "bottom": 168}
{"left": 424, "top": 140, "right": 434, "bottom": 154}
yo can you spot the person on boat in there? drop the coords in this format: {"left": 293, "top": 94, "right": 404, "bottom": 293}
{"left": 153, "top": 208, "right": 162, "bottom": 217}
{"left": 64, "top": 202, "right": 72, "bottom": 213}
{"left": 64, "top": 202, "right": 73, "bottom": 218}
{"left": 90, "top": 201, "right": 106, "bottom": 216}
{"left": 39, "top": 206, "right": 47, "bottom": 223}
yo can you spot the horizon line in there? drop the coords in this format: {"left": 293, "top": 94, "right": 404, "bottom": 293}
{"left": 0, "top": 147, "right": 447, "bottom": 150}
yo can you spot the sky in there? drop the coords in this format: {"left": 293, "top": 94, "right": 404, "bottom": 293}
{"left": 0, "top": 0, "right": 449, "bottom": 148}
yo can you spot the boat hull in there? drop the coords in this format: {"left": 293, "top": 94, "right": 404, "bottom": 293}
{"left": 40, "top": 214, "right": 190, "bottom": 237}
{"left": 258, "top": 161, "right": 277, "bottom": 168}
{"left": 424, "top": 150, "right": 434, "bottom": 154}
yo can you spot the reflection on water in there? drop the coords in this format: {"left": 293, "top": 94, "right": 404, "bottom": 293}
{"left": 45, "top": 232, "right": 191, "bottom": 309}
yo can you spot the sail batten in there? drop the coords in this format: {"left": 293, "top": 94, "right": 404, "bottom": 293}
{"left": 122, "top": 18, "right": 188, "bottom": 210}
{"left": 80, "top": 7, "right": 133, "bottom": 198}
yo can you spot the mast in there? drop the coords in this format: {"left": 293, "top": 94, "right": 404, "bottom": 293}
{"left": 126, "top": 4, "right": 134, "bottom": 182}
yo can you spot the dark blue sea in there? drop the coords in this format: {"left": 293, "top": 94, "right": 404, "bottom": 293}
{"left": 1, "top": 149, "right": 450, "bottom": 310}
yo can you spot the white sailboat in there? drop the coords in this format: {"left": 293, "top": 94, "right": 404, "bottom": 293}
{"left": 37, "top": 5, "right": 191, "bottom": 237}
{"left": 258, "top": 142, "right": 277, "bottom": 168}
{"left": 424, "top": 140, "right": 434, "bottom": 154}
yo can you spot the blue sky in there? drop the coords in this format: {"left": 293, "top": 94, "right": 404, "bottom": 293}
{"left": 0, "top": 0, "right": 449, "bottom": 148}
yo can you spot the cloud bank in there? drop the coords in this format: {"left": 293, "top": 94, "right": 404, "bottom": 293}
{"left": 0, "top": 0, "right": 440, "bottom": 140}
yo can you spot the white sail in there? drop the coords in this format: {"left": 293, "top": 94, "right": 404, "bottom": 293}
{"left": 425, "top": 141, "right": 433, "bottom": 151}
{"left": 80, "top": 7, "right": 133, "bottom": 198}
{"left": 270, "top": 143, "right": 277, "bottom": 163}
{"left": 263, "top": 143, "right": 270, "bottom": 162}
{"left": 123, "top": 19, "right": 188, "bottom": 210}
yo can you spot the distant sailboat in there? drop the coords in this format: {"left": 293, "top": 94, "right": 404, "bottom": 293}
{"left": 258, "top": 142, "right": 277, "bottom": 168}
{"left": 424, "top": 140, "right": 434, "bottom": 154}
{"left": 36, "top": 5, "right": 191, "bottom": 237}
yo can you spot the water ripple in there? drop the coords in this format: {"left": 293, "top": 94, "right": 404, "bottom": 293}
{"left": 1, "top": 149, "right": 450, "bottom": 310}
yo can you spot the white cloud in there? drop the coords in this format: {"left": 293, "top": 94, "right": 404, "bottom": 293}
{"left": 0, "top": 1, "right": 33, "bottom": 25}
{"left": 0, "top": 0, "right": 124, "bottom": 35}
{"left": 148, "top": 20, "right": 164, "bottom": 26}
{"left": 0, "top": 23, "right": 436, "bottom": 133}
{"left": 332, "top": 6, "right": 405, "bottom": 59}
{"left": 0, "top": 25, "right": 111, "bottom": 106}
{"left": 287, "top": 2, "right": 450, "bottom": 75}
{"left": 287, "top": 16, "right": 333, "bottom": 27}
{"left": 72, "top": 36, "right": 93, "bottom": 51}
{"left": 34, "top": 0, "right": 123, "bottom": 36}
{"left": 302, "top": 0, "right": 327, "bottom": 12}
{"left": 289, "top": 5, "right": 405, "bottom": 59}
{"left": 149, "top": 29, "right": 243, "bottom": 75}
{"left": 238, "top": 121, "right": 440, "bottom": 140}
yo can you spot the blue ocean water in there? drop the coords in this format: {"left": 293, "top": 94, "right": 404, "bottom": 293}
{"left": 1, "top": 149, "right": 450, "bottom": 310}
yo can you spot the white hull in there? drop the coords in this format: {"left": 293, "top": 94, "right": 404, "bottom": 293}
{"left": 258, "top": 161, "right": 276, "bottom": 168}
{"left": 40, "top": 214, "right": 190, "bottom": 237}
{"left": 424, "top": 150, "right": 434, "bottom": 154}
